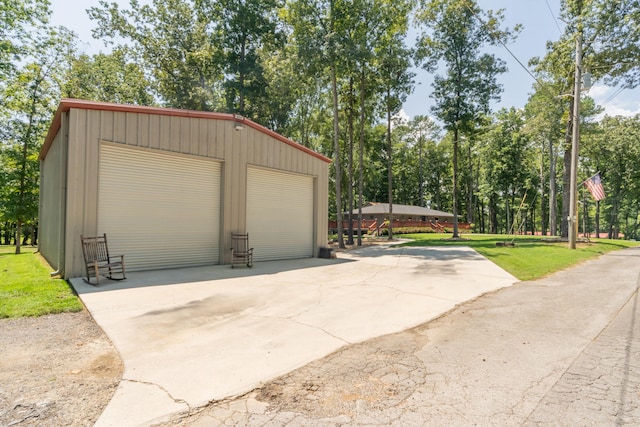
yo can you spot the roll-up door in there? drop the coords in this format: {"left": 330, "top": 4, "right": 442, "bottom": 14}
{"left": 247, "top": 168, "right": 314, "bottom": 261}
{"left": 98, "top": 144, "right": 221, "bottom": 271}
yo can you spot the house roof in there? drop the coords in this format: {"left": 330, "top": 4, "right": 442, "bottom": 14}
{"left": 352, "top": 203, "right": 454, "bottom": 218}
{"left": 39, "top": 99, "right": 332, "bottom": 163}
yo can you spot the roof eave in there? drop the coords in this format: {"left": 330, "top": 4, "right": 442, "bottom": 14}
{"left": 39, "top": 99, "right": 332, "bottom": 163}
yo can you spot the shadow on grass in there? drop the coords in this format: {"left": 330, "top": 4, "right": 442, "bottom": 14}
{"left": 342, "top": 244, "right": 485, "bottom": 261}
{"left": 400, "top": 235, "right": 552, "bottom": 250}
{"left": 402, "top": 234, "right": 638, "bottom": 250}
{"left": 0, "top": 246, "right": 38, "bottom": 256}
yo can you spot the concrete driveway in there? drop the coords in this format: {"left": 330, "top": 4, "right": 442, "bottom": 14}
{"left": 70, "top": 244, "right": 517, "bottom": 426}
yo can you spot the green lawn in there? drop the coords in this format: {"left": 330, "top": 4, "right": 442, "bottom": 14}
{"left": 401, "top": 233, "right": 640, "bottom": 281}
{"left": 0, "top": 246, "right": 83, "bottom": 318}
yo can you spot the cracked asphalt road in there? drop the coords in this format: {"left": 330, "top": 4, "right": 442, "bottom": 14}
{"left": 160, "top": 247, "right": 640, "bottom": 426}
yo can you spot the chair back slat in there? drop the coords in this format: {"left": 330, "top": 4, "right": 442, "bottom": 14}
{"left": 80, "top": 233, "right": 126, "bottom": 285}
{"left": 230, "top": 233, "right": 253, "bottom": 268}
{"left": 81, "top": 234, "right": 110, "bottom": 262}
{"left": 231, "top": 233, "right": 249, "bottom": 253}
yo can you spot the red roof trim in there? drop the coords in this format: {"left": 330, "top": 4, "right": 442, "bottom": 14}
{"left": 39, "top": 99, "right": 332, "bottom": 163}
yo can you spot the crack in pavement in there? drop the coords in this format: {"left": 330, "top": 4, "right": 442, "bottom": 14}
{"left": 120, "top": 378, "right": 191, "bottom": 410}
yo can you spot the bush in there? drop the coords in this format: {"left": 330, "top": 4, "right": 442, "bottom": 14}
{"left": 380, "top": 227, "right": 439, "bottom": 236}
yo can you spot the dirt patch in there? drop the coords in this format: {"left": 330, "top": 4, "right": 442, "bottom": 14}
{"left": 0, "top": 311, "right": 123, "bottom": 426}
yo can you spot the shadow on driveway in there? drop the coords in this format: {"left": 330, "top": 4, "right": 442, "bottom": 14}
{"left": 71, "top": 245, "right": 517, "bottom": 427}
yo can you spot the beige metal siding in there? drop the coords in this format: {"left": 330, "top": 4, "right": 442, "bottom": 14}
{"left": 56, "top": 105, "right": 328, "bottom": 277}
{"left": 38, "top": 118, "right": 67, "bottom": 270}
{"left": 247, "top": 167, "right": 314, "bottom": 261}
{"left": 98, "top": 143, "right": 221, "bottom": 270}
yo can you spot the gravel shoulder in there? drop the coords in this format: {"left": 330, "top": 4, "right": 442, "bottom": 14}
{"left": 0, "top": 310, "right": 123, "bottom": 427}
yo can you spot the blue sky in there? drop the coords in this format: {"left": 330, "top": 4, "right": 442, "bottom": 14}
{"left": 50, "top": 0, "right": 640, "bottom": 119}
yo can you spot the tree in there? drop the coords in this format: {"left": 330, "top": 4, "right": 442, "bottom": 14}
{"left": 89, "top": 0, "right": 224, "bottom": 111}
{"left": 524, "top": 80, "right": 567, "bottom": 236}
{"left": 0, "top": 0, "right": 50, "bottom": 80}
{"left": 196, "top": 0, "right": 284, "bottom": 123}
{"left": 582, "top": 115, "right": 640, "bottom": 239}
{"left": 260, "top": 45, "right": 322, "bottom": 135}
{"left": 478, "top": 108, "right": 534, "bottom": 234}
{"left": 62, "top": 48, "right": 155, "bottom": 105}
{"left": 404, "top": 115, "right": 440, "bottom": 207}
{"left": 416, "top": 0, "right": 516, "bottom": 238}
{"left": 0, "top": 27, "right": 71, "bottom": 253}
{"left": 375, "top": 2, "right": 414, "bottom": 240}
{"left": 284, "top": 0, "right": 353, "bottom": 248}
{"left": 531, "top": 0, "right": 640, "bottom": 238}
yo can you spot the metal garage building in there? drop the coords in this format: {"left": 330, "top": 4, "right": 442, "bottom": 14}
{"left": 38, "top": 99, "right": 330, "bottom": 279}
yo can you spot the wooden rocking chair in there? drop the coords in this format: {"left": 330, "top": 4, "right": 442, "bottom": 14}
{"left": 230, "top": 233, "right": 253, "bottom": 268}
{"left": 80, "top": 234, "right": 126, "bottom": 285}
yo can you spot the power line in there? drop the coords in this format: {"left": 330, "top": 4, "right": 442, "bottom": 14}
{"left": 464, "top": 4, "right": 544, "bottom": 88}
{"left": 599, "top": 86, "right": 626, "bottom": 107}
{"left": 544, "top": 0, "right": 563, "bottom": 34}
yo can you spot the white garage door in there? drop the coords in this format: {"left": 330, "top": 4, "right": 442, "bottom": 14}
{"left": 99, "top": 144, "right": 221, "bottom": 271}
{"left": 247, "top": 168, "right": 314, "bottom": 261}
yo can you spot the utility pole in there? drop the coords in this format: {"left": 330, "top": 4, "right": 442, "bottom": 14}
{"left": 569, "top": 31, "right": 582, "bottom": 249}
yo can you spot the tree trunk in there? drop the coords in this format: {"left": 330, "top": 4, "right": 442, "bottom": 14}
{"left": 530, "top": 205, "right": 535, "bottom": 235}
{"left": 239, "top": 39, "right": 246, "bottom": 115}
{"left": 506, "top": 194, "right": 511, "bottom": 234}
{"left": 387, "top": 88, "right": 393, "bottom": 241}
{"left": 467, "top": 143, "right": 473, "bottom": 224}
{"left": 490, "top": 195, "right": 498, "bottom": 234}
{"left": 540, "top": 147, "right": 547, "bottom": 235}
{"left": 595, "top": 200, "right": 600, "bottom": 237}
{"left": 331, "top": 65, "right": 344, "bottom": 248}
{"left": 357, "top": 66, "right": 366, "bottom": 246}
{"left": 418, "top": 134, "right": 424, "bottom": 207}
{"left": 549, "top": 138, "right": 557, "bottom": 236}
{"left": 435, "top": 174, "right": 441, "bottom": 211}
{"left": 347, "top": 78, "right": 355, "bottom": 245}
{"left": 15, "top": 79, "right": 39, "bottom": 255}
{"left": 452, "top": 128, "right": 459, "bottom": 238}
{"left": 15, "top": 221, "right": 22, "bottom": 255}
{"left": 608, "top": 199, "right": 619, "bottom": 239}
{"left": 583, "top": 194, "right": 589, "bottom": 238}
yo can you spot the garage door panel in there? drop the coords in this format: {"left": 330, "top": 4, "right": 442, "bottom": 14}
{"left": 99, "top": 144, "right": 221, "bottom": 271}
{"left": 247, "top": 168, "right": 313, "bottom": 262}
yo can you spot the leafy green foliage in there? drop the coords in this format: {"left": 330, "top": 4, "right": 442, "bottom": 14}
{"left": 0, "top": 0, "right": 50, "bottom": 79}
{"left": 201, "top": 0, "right": 284, "bottom": 121}
{"left": 89, "top": 0, "right": 225, "bottom": 111}
{"left": 477, "top": 108, "right": 535, "bottom": 233}
{"left": 416, "top": 0, "right": 515, "bottom": 134}
{"left": 62, "top": 49, "right": 155, "bottom": 105}
{"left": 582, "top": 115, "right": 640, "bottom": 239}
{"left": 1, "top": 0, "right": 638, "bottom": 259}
{"left": 415, "top": 0, "right": 516, "bottom": 238}
{"left": 0, "top": 27, "right": 72, "bottom": 253}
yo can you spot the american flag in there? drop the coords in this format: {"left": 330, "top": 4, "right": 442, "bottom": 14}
{"left": 584, "top": 173, "right": 606, "bottom": 201}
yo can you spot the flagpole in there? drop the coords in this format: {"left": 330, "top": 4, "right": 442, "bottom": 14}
{"left": 580, "top": 171, "right": 601, "bottom": 187}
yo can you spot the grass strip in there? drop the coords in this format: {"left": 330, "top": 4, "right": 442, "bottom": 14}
{"left": 401, "top": 234, "right": 639, "bottom": 281}
{"left": 0, "top": 246, "right": 83, "bottom": 318}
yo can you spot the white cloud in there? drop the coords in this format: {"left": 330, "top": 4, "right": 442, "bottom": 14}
{"left": 587, "top": 84, "right": 610, "bottom": 98}
{"left": 588, "top": 85, "right": 640, "bottom": 118}
{"left": 601, "top": 103, "right": 640, "bottom": 118}
{"left": 394, "top": 109, "right": 411, "bottom": 124}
